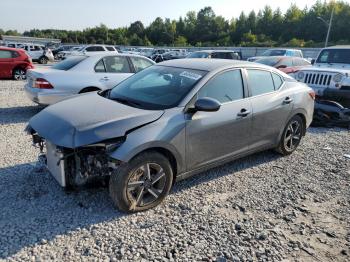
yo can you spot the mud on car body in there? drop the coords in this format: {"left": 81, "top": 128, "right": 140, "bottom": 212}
{"left": 27, "top": 59, "right": 314, "bottom": 213}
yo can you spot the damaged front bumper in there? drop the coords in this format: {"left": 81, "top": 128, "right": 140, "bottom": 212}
{"left": 26, "top": 126, "right": 124, "bottom": 187}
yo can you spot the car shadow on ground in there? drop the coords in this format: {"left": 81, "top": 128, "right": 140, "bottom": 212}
{"left": 0, "top": 105, "right": 43, "bottom": 124}
{"left": 0, "top": 150, "right": 281, "bottom": 258}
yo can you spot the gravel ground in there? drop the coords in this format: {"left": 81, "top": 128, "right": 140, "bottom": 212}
{"left": 0, "top": 80, "right": 349, "bottom": 261}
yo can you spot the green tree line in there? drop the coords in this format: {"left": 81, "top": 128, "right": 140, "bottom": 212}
{"left": 1, "top": 1, "right": 350, "bottom": 47}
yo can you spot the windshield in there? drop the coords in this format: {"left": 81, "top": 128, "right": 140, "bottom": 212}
{"left": 52, "top": 56, "right": 87, "bottom": 70}
{"left": 316, "top": 49, "right": 350, "bottom": 64}
{"left": 262, "top": 49, "right": 286, "bottom": 56}
{"left": 109, "top": 65, "right": 207, "bottom": 110}
{"left": 187, "top": 52, "right": 209, "bottom": 58}
{"left": 255, "top": 57, "right": 280, "bottom": 66}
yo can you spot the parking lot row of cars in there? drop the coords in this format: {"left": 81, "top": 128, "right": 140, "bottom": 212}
{"left": 1, "top": 40, "right": 350, "bottom": 212}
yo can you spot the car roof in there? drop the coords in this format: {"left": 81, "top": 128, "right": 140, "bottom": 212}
{"left": 80, "top": 53, "right": 154, "bottom": 61}
{"left": 0, "top": 46, "right": 23, "bottom": 52}
{"left": 324, "top": 45, "right": 350, "bottom": 49}
{"left": 159, "top": 58, "right": 272, "bottom": 72}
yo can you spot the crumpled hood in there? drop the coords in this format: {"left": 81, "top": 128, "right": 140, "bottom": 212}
{"left": 29, "top": 92, "right": 164, "bottom": 148}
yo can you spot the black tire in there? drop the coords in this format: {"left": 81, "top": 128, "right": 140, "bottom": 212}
{"left": 109, "top": 151, "right": 173, "bottom": 213}
{"left": 13, "top": 68, "right": 26, "bottom": 80}
{"left": 39, "top": 56, "right": 48, "bottom": 64}
{"left": 276, "top": 115, "right": 304, "bottom": 155}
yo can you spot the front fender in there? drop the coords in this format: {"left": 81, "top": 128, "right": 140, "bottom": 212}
{"left": 108, "top": 109, "right": 186, "bottom": 174}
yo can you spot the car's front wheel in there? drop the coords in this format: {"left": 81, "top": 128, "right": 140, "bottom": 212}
{"left": 277, "top": 115, "right": 304, "bottom": 155}
{"left": 109, "top": 151, "right": 173, "bottom": 213}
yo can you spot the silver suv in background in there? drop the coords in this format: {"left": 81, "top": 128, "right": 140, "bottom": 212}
{"left": 62, "top": 45, "right": 118, "bottom": 59}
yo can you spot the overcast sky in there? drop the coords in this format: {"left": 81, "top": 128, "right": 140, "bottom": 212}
{"left": 0, "top": 0, "right": 336, "bottom": 32}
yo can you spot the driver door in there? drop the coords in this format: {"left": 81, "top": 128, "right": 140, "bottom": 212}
{"left": 186, "top": 69, "right": 252, "bottom": 171}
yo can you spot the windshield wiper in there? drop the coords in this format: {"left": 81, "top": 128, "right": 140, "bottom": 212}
{"left": 110, "top": 96, "right": 142, "bottom": 107}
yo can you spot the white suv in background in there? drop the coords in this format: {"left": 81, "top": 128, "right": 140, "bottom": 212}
{"left": 66, "top": 45, "right": 118, "bottom": 58}
{"left": 6, "top": 43, "right": 54, "bottom": 64}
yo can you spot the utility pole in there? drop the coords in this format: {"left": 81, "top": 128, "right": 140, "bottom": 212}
{"left": 317, "top": 7, "right": 335, "bottom": 47}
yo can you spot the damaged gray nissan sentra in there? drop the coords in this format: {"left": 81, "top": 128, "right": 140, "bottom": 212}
{"left": 26, "top": 59, "right": 315, "bottom": 212}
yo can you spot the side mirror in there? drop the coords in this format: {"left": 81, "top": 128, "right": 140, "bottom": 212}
{"left": 277, "top": 64, "right": 287, "bottom": 69}
{"left": 311, "top": 59, "right": 315, "bottom": 65}
{"left": 194, "top": 97, "right": 221, "bottom": 112}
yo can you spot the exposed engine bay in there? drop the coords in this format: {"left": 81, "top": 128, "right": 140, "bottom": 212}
{"left": 29, "top": 129, "right": 123, "bottom": 188}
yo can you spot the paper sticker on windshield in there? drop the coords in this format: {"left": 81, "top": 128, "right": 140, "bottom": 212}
{"left": 180, "top": 71, "right": 202, "bottom": 81}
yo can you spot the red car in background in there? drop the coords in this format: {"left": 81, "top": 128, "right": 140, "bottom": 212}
{"left": 0, "top": 47, "right": 34, "bottom": 80}
{"left": 255, "top": 56, "right": 311, "bottom": 77}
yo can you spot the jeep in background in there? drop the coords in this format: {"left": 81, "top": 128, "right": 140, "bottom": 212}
{"left": 295, "top": 46, "right": 350, "bottom": 107}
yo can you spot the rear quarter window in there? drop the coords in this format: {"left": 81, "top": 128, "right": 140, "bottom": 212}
{"left": 52, "top": 56, "right": 87, "bottom": 70}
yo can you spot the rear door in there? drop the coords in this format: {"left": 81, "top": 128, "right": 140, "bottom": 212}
{"left": 246, "top": 69, "right": 294, "bottom": 149}
{"left": 94, "top": 56, "right": 133, "bottom": 89}
{"left": 186, "top": 69, "right": 252, "bottom": 170}
{"left": 0, "top": 50, "right": 14, "bottom": 78}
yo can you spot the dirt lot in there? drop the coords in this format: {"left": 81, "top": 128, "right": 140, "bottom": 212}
{"left": 0, "top": 80, "right": 349, "bottom": 261}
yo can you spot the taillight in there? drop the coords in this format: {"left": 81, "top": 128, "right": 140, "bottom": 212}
{"left": 308, "top": 90, "right": 316, "bottom": 100}
{"left": 34, "top": 78, "right": 53, "bottom": 89}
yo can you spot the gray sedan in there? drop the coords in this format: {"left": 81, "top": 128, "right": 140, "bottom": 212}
{"left": 27, "top": 59, "right": 315, "bottom": 212}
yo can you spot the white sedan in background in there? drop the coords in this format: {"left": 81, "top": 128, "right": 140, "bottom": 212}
{"left": 24, "top": 54, "right": 154, "bottom": 105}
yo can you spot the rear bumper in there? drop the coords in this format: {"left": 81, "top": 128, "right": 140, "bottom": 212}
{"left": 24, "top": 84, "right": 74, "bottom": 105}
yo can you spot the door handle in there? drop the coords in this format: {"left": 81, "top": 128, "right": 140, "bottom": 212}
{"left": 237, "top": 108, "right": 251, "bottom": 117}
{"left": 283, "top": 97, "right": 293, "bottom": 104}
{"left": 100, "top": 76, "right": 109, "bottom": 81}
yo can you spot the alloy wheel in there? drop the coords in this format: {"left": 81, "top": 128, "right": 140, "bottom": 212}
{"left": 127, "top": 163, "right": 166, "bottom": 209}
{"left": 14, "top": 69, "right": 26, "bottom": 80}
{"left": 284, "top": 120, "right": 302, "bottom": 152}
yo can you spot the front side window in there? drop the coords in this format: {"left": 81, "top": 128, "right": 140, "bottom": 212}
{"left": 103, "top": 56, "right": 131, "bottom": 73}
{"left": 130, "top": 57, "right": 153, "bottom": 72}
{"left": 109, "top": 65, "right": 207, "bottom": 110}
{"left": 316, "top": 49, "right": 350, "bottom": 64}
{"left": 247, "top": 69, "right": 275, "bottom": 96}
{"left": 198, "top": 70, "right": 244, "bottom": 103}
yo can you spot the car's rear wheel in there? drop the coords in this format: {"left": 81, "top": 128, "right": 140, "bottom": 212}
{"left": 39, "top": 56, "right": 48, "bottom": 64}
{"left": 13, "top": 68, "right": 26, "bottom": 80}
{"left": 277, "top": 115, "right": 304, "bottom": 155}
{"left": 109, "top": 151, "right": 173, "bottom": 213}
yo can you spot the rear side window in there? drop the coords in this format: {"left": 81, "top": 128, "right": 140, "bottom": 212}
{"left": 247, "top": 69, "right": 275, "bottom": 96}
{"left": 130, "top": 57, "right": 153, "bottom": 72}
{"left": 198, "top": 70, "right": 244, "bottom": 103}
{"left": 272, "top": 73, "right": 283, "bottom": 90}
{"left": 52, "top": 56, "right": 87, "bottom": 70}
{"left": 103, "top": 56, "right": 131, "bottom": 73}
{"left": 0, "top": 50, "right": 12, "bottom": 58}
{"left": 106, "top": 46, "right": 115, "bottom": 51}
{"left": 11, "top": 51, "right": 19, "bottom": 58}
{"left": 95, "top": 59, "right": 106, "bottom": 72}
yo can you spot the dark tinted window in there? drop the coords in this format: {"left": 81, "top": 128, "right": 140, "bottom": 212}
{"left": 198, "top": 70, "right": 244, "bottom": 103}
{"left": 211, "top": 52, "right": 226, "bottom": 59}
{"left": 95, "top": 59, "right": 106, "bottom": 72}
{"left": 106, "top": 46, "right": 115, "bottom": 51}
{"left": 247, "top": 70, "right": 275, "bottom": 96}
{"left": 187, "top": 52, "right": 209, "bottom": 58}
{"left": 317, "top": 49, "right": 350, "bottom": 64}
{"left": 52, "top": 56, "right": 87, "bottom": 70}
{"left": 11, "top": 51, "right": 19, "bottom": 58}
{"left": 103, "top": 56, "right": 131, "bottom": 73}
{"left": 95, "top": 46, "right": 105, "bottom": 51}
{"left": 130, "top": 57, "right": 153, "bottom": 72}
{"left": 0, "top": 50, "right": 12, "bottom": 58}
{"left": 272, "top": 73, "right": 283, "bottom": 90}
{"left": 86, "top": 46, "right": 105, "bottom": 52}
